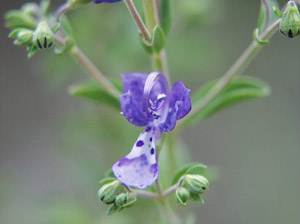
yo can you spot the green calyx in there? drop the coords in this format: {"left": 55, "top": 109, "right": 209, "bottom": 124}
{"left": 280, "top": 1, "right": 300, "bottom": 38}
{"left": 14, "top": 30, "right": 33, "bottom": 46}
{"left": 98, "top": 180, "right": 122, "bottom": 205}
{"left": 175, "top": 187, "right": 190, "bottom": 206}
{"left": 32, "top": 21, "right": 54, "bottom": 49}
{"left": 183, "top": 174, "right": 209, "bottom": 195}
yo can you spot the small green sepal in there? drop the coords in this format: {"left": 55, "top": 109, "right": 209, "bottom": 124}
{"left": 190, "top": 194, "right": 204, "bottom": 205}
{"left": 175, "top": 187, "right": 190, "bottom": 206}
{"left": 115, "top": 192, "right": 130, "bottom": 207}
{"left": 272, "top": 6, "right": 282, "bottom": 18}
{"left": 32, "top": 21, "right": 54, "bottom": 49}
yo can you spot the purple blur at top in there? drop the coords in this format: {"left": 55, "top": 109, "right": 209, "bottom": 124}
{"left": 93, "top": 0, "right": 122, "bottom": 3}
{"left": 112, "top": 72, "right": 192, "bottom": 189}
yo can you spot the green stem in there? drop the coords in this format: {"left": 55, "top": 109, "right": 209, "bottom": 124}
{"left": 156, "top": 180, "right": 181, "bottom": 224}
{"left": 143, "top": 0, "right": 170, "bottom": 79}
{"left": 178, "top": 19, "right": 280, "bottom": 128}
{"left": 69, "top": 46, "right": 120, "bottom": 98}
{"left": 142, "top": 1, "right": 177, "bottom": 223}
{"left": 143, "top": 0, "right": 160, "bottom": 32}
{"left": 124, "top": 0, "right": 151, "bottom": 41}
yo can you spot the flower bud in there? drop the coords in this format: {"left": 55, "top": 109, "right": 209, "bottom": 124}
{"left": 5, "top": 10, "right": 36, "bottom": 29}
{"left": 14, "top": 29, "right": 33, "bottom": 46}
{"left": 32, "top": 21, "right": 54, "bottom": 49}
{"left": 115, "top": 192, "right": 130, "bottom": 207}
{"left": 280, "top": 1, "right": 300, "bottom": 38}
{"left": 175, "top": 187, "right": 190, "bottom": 206}
{"left": 183, "top": 175, "right": 209, "bottom": 195}
{"left": 98, "top": 180, "right": 122, "bottom": 204}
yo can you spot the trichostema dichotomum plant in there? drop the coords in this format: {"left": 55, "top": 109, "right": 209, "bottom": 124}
{"left": 5, "top": 0, "right": 300, "bottom": 223}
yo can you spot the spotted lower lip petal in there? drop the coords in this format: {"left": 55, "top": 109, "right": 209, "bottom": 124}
{"left": 112, "top": 126, "right": 159, "bottom": 189}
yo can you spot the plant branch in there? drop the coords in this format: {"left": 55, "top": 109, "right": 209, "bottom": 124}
{"left": 178, "top": 19, "right": 280, "bottom": 127}
{"left": 70, "top": 46, "right": 120, "bottom": 98}
{"left": 128, "top": 176, "right": 185, "bottom": 200}
{"left": 54, "top": 35, "right": 120, "bottom": 98}
{"left": 56, "top": 2, "right": 70, "bottom": 22}
{"left": 124, "top": 0, "right": 151, "bottom": 41}
{"left": 261, "top": 0, "right": 270, "bottom": 29}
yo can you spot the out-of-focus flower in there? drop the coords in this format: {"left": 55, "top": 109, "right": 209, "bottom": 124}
{"left": 113, "top": 72, "right": 192, "bottom": 189}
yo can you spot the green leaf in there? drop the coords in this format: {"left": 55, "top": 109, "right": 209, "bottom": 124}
{"left": 40, "top": 0, "right": 51, "bottom": 16}
{"left": 27, "top": 45, "right": 37, "bottom": 58}
{"left": 190, "top": 194, "right": 204, "bottom": 205}
{"left": 60, "top": 15, "right": 74, "bottom": 37}
{"left": 104, "top": 169, "right": 116, "bottom": 178}
{"left": 54, "top": 36, "right": 75, "bottom": 55}
{"left": 68, "top": 80, "right": 120, "bottom": 109}
{"left": 257, "top": 0, "right": 279, "bottom": 31}
{"left": 186, "top": 164, "right": 207, "bottom": 176}
{"left": 107, "top": 204, "right": 118, "bottom": 216}
{"left": 152, "top": 25, "right": 166, "bottom": 53}
{"left": 99, "top": 177, "right": 116, "bottom": 188}
{"left": 172, "top": 163, "right": 207, "bottom": 185}
{"left": 160, "top": 0, "right": 172, "bottom": 35}
{"left": 52, "top": 23, "right": 61, "bottom": 33}
{"left": 190, "top": 76, "right": 271, "bottom": 124}
{"left": 5, "top": 10, "right": 37, "bottom": 29}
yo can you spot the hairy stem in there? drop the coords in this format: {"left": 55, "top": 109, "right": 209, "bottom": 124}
{"left": 178, "top": 19, "right": 280, "bottom": 127}
{"left": 70, "top": 46, "right": 120, "bottom": 98}
{"left": 124, "top": 0, "right": 151, "bottom": 41}
{"left": 54, "top": 35, "right": 120, "bottom": 98}
{"left": 56, "top": 2, "right": 70, "bottom": 22}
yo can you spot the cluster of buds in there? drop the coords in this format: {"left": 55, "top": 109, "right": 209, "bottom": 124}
{"left": 278, "top": 1, "right": 300, "bottom": 38}
{"left": 98, "top": 178, "right": 136, "bottom": 215}
{"left": 175, "top": 175, "right": 209, "bottom": 206}
{"left": 6, "top": 1, "right": 59, "bottom": 58}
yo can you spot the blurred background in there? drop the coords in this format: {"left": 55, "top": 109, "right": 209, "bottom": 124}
{"left": 1, "top": 0, "right": 300, "bottom": 223}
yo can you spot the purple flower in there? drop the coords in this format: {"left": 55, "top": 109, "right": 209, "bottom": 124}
{"left": 93, "top": 0, "right": 122, "bottom": 3}
{"left": 112, "top": 72, "right": 192, "bottom": 189}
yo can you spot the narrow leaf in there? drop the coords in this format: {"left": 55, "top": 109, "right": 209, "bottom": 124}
{"left": 190, "top": 76, "right": 270, "bottom": 123}
{"left": 152, "top": 25, "right": 166, "bottom": 53}
{"left": 172, "top": 163, "right": 207, "bottom": 185}
{"left": 160, "top": 0, "right": 172, "bottom": 35}
{"left": 68, "top": 80, "right": 121, "bottom": 109}
{"left": 99, "top": 177, "right": 116, "bottom": 187}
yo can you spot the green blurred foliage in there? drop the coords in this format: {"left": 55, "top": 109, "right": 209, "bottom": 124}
{"left": 2, "top": 0, "right": 300, "bottom": 224}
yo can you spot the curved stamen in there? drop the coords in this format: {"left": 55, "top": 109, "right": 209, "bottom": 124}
{"left": 143, "top": 72, "right": 169, "bottom": 119}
